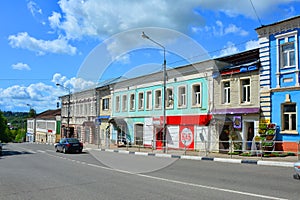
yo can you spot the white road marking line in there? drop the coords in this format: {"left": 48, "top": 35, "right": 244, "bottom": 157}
{"left": 44, "top": 151, "right": 287, "bottom": 200}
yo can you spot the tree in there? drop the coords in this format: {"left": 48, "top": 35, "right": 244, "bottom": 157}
{"left": 0, "top": 111, "right": 10, "bottom": 142}
{"left": 28, "top": 109, "right": 36, "bottom": 118}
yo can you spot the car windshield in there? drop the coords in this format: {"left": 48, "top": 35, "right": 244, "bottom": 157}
{"left": 66, "top": 138, "right": 80, "bottom": 143}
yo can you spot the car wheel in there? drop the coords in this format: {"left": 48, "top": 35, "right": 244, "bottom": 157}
{"left": 63, "top": 147, "right": 67, "bottom": 154}
{"left": 55, "top": 147, "right": 59, "bottom": 152}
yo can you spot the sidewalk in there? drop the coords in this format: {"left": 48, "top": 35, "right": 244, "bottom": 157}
{"left": 84, "top": 143, "right": 299, "bottom": 168}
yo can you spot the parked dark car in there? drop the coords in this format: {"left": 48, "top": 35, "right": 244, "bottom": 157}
{"left": 55, "top": 138, "right": 83, "bottom": 153}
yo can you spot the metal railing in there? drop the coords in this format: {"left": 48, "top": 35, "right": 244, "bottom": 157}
{"left": 93, "top": 138, "right": 300, "bottom": 161}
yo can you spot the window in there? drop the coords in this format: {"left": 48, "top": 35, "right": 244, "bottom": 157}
{"left": 122, "top": 95, "right": 127, "bottom": 111}
{"left": 138, "top": 92, "right": 144, "bottom": 110}
{"left": 192, "top": 84, "right": 201, "bottom": 106}
{"left": 102, "top": 98, "right": 109, "bottom": 110}
{"left": 281, "top": 103, "right": 296, "bottom": 131}
{"left": 241, "top": 79, "right": 250, "bottom": 103}
{"left": 115, "top": 96, "right": 120, "bottom": 112}
{"left": 223, "top": 81, "right": 230, "bottom": 104}
{"left": 146, "top": 91, "right": 152, "bottom": 110}
{"left": 155, "top": 90, "right": 162, "bottom": 109}
{"left": 130, "top": 94, "right": 135, "bottom": 111}
{"left": 166, "top": 88, "right": 174, "bottom": 108}
{"left": 178, "top": 86, "right": 186, "bottom": 107}
{"left": 281, "top": 42, "right": 295, "bottom": 68}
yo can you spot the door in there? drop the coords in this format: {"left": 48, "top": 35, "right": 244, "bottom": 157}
{"left": 135, "top": 124, "right": 144, "bottom": 145}
{"left": 156, "top": 128, "right": 163, "bottom": 150}
{"left": 244, "top": 122, "right": 254, "bottom": 150}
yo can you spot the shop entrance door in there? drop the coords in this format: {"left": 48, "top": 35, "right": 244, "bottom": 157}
{"left": 156, "top": 128, "right": 163, "bottom": 150}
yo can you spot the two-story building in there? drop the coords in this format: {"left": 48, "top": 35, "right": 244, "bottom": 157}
{"left": 27, "top": 109, "right": 61, "bottom": 144}
{"left": 58, "top": 79, "right": 117, "bottom": 147}
{"left": 256, "top": 15, "right": 300, "bottom": 152}
{"left": 212, "top": 49, "right": 260, "bottom": 152}
{"left": 111, "top": 60, "right": 217, "bottom": 151}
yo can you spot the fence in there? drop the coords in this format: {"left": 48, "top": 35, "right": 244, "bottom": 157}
{"left": 94, "top": 138, "right": 300, "bottom": 161}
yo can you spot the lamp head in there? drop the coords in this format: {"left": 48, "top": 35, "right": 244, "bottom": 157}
{"left": 141, "top": 32, "right": 149, "bottom": 39}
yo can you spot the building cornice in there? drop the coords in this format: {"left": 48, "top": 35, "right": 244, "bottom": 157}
{"left": 256, "top": 16, "right": 300, "bottom": 38}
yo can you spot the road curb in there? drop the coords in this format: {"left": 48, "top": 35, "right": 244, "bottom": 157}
{"left": 92, "top": 148, "right": 294, "bottom": 168}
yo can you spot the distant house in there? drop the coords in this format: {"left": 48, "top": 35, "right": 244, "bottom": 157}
{"left": 27, "top": 109, "right": 61, "bottom": 144}
{"left": 256, "top": 15, "right": 300, "bottom": 152}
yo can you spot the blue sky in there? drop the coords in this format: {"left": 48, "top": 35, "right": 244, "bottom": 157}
{"left": 1, "top": 0, "right": 300, "bottom": 113}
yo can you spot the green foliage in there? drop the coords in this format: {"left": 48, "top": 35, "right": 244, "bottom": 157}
{"left": 0, "top": 110, "right": 27, "bottom": 143}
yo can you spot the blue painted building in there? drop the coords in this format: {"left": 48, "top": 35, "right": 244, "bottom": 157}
{"left": 256, "top": 16, "right": 300, "bottom": 152}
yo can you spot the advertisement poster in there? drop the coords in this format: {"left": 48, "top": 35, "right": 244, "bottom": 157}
{"left": 179, "top": 126, "right": 194, "bottom": 149}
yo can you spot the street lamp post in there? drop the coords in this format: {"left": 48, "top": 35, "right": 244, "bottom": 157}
{"left": 142, "top": 32, "right": 167, "bottom": 153}
{"left": 56, "top": 83, "right": 71, "bottom": 138}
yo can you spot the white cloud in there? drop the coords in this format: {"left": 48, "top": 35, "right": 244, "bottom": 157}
{"left": 11, "top": 62, "right": 31, "bottom": 71}
{"left": 27, "top": 0, "right": 42, "bottom": 16}
{"left": 0, "top": 82, "right": 61, "bottom": 112}
{"left": 245, "top": 40, "right": 259, "bottom": 50}
{"left": 224, "top": 24, "right": 248, "bottom": 36}
{"left": 219, "top": 41, "right": 239, "bottom": 57}
{"left": 8, "top": 32, "right": 77, "bottom": 55}
{"left": 51, "top": 73, "right": 96, "bottom": 92}
{"left": 51, "top": 0, "right": 202, "bottom": 40}
{"left": 195, "top": 20, "right": 248, "bottom": 37}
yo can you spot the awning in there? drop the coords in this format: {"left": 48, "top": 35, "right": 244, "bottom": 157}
{"left": 97, "top": 115, "right": 110, "bottom": 119}
{"left": 212, "top": 107, "right": 260, "bottom": 115}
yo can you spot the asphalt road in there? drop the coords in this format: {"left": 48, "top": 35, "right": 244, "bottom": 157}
{"left": 0, "top": 143, "right": 299, "bottom": 200}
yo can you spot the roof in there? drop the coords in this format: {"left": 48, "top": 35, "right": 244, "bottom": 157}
{"left": 255, "top": 15, "right": 300, "bottom": 31}
{"left": 215, "top": 48, "right": 259, "bottom": 67}
{"left": 35, "top": 109, "right": 61, "bottom": 120}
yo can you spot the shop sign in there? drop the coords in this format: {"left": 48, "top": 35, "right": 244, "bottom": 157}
{"left": 233, "top": 116, "right": 242, "bottom": 129}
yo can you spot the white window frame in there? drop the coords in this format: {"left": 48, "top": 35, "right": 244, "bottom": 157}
{"left": 115, "top": 95, "right": 120, "bottom": 112}
{"left": 155, "top": 89, "right": 162, "bottom": 109}
{"left": 102, "top": 98, "right": 109, "bottom": 110}
{"left": 138, "top": 92, "right": 144, "bottom": 110}
{"left": 146, "top": 91, "right": 152, "bottom": 110}
{"left": 130, "top": 93, "right": 135, "bottom": 111}
{"left": 191, "top": 83, "right": 201, "bottom": 107}
{"left": 241, "top": 78, "right": 251, "bottom": 103}
{"left": 166, "top": 87, "right": 174, "bottom": 109}
{"left": 222, "top": 80, "right": 230, "bottom": 104}
{"left": 281, "top": 103, "right": 297, "bottom": 133}
{"left": 178, "top": 86, "right": 186, "bottom": 108}
{"left": 281, "top": 42, "right": 295, "bottom": 68}
{"left": 122, "top": 95, "right": 127, "bottom": 112}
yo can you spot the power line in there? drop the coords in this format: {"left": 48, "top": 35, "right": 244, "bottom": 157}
{"left": 250, "top": 0, "right": 263, "bottom": 26}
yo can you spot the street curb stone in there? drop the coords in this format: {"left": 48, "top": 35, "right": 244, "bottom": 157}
{"left": 93, "top": 148, "right": 294, "bottom": 168}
